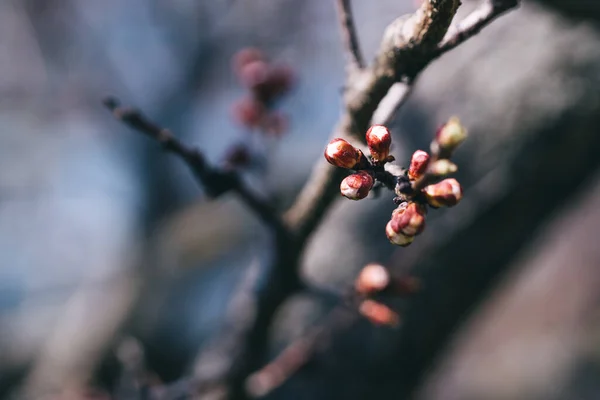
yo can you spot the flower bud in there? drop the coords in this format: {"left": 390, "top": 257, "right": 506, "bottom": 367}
{"left": 232, "top": 47, "right": 265, "bottom": 75}
{"left": 340, "top": 171, "right": 374, "bottom": 200}
{"left": 423, "top": 178, "right": 463, "bottom": 207}
{"left": 324, "top": 138, "right": 365, "bottom": 169}
{"left": 232, "top": 96, "right": 265, "bottom": 128}
{"left": 355, "top": 263, "right": 390, "bottom": 295}
{"left": 359, "top": 299, "right": 400, "bottom": 326}
{"left": 365, "top": 125, "right": 392, "bottom": 163}
{"left": 433, "top": 117, "right": 467, "bottom": 155}
{"left": 385, "top": 222, "right": 414, "bottom": 246}
{"left": 239, "top": 60, "right": 270, "bottom": 89}
{"left": 408, "top": 150, "right": 430, "bottom": 180}
{"left": 389, "top": 202, "right": 426, "bottom": 236}
{"left": 429, "top": 159, "right": 457, "bottom": 176}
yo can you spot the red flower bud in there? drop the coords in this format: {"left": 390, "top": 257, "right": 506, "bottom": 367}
{"left": 340, "top": 171, "right": 374, "bottom": 200}
{"left": 423, "top": 178, "right": 463, "bottom": 207}
{"left": 232, "top": 97, "right": 266, "bottom": 128}
{"left": 408, "top": 150, "right": 430, "bottom": 180}
{"left": 355, "top": 263, "right": 390, "bottom": 295}
{"left": 391, "top": 202, "right": 426, "bottom": 236}
{"left": 365, "top": 125, "right": 392, "bottom": 163}
{"left": 385, "top": 222, "right": 414, "bottom": 246}
{"left": 359, "top": 299, "right": 400, "bottom": 326}
{"left": 324, "top": 138, "right": 365, "bottom": 169}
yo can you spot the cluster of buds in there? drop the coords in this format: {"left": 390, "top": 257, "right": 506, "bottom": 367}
{"left": 231, "top": 47, "right": 295, "bottom": 137}
{"left": 324, "top": 117, "right": 467, "bottom": 247}
{"left": 353, "top": 263, "right": 420, "bottom": 327}
{"left": 324, "top": 125, "right": 393, "bottom": 201}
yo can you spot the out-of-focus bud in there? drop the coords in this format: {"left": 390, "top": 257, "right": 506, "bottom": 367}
{"left": 340, "top": 171, "right": 374, "bottom": 200}
{"left": 390, "top": 202, "right": 426, "bottom": 236}
{"left": 239, "top": 60, "right": 270, "bottom": 89}
{"left": 232, "top": 47, "right": 265, "bottom": 75}
{"left": 359, "top": 299, "right": 400, "bottom": 326}
{"left": 365, "top": 125, "right": 392, "bottom": 163}
{"left": 355, "top": 263, "right": 390, "bottom": 295}
{"left": 429, "top": 159, "right": 458, "bottom": 176}
{"left": 261, "top": 65, "right": 295, "bottom": 101}
{"left": 433, "top": 117, "right": 467, "bottom": 155}
{"left": 324, "top": 138, "right": 366, "bottom": 169}
{"left": 423, "top": 178, "right": 463, "bottom": 207}
{"left": 224, "top": 144, "right": 252, "bottom": 168}
{"left": 408, "top": 150, "right": 430, "bottom": 180}
{"left": 232, "top": 97, "right": 265, "bottom": 128}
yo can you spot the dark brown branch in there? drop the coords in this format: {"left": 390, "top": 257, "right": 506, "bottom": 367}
{"left": 103, "top": 97, "right": 286, "bottom": 233}
{"left": 335, "top": 0, "right": 365, "bottom": 71}
{"left": 437, "top": 0, "right": 520, "bottom": 55}
{"left": 245, "top": 303, "right": 359, "bottom": 398}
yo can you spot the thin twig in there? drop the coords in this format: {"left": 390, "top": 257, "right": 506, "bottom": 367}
{"left": 103, "top": 97, "right": 286, "bottom": 233}
{"left": 245, "top": 304, "right": 359, "bottom": 398}
{"left": 437, "top": 0, "right": 519, "bottom": 55}
{"left": 335, "top": 0, "right": 365, "bottom": 71}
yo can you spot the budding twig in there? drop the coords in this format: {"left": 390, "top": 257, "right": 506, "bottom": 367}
{"left": 103, "top": 97, "right": 286, "bottom": 233}
{"left": 335, "top": 0, "right": 365, "bottom": 72}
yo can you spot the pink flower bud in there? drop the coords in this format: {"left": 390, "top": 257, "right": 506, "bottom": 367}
{"left": 408, "top": 150, "right": 430, "bottom": 180}
{"left": 232, "top": 47, "right": 265, "bottom": 75}
{"left": 365, "top": 125, "right": 392, "bottom": 163}
{"left": 355, "top": 263, "right": 390, "bottom": 295}
{"left": 340, "top": 171, "right": 374, "bottom": 200}
{"left": 324, "top": 138, "right": 364, "bottom": 169}
{"left": 429, "top": 159, "right": 457, "bottom": 176}
{"left": 385, "top": 222, "right": 415, "bottom": 246}
{"left": 434, "top": 117, "right": 467, "bottom": 155}
{"left": 390, "top": 202, "right": 427, "bottom": 236}
{"left": 423, "top": 178, "right": 463, "bottom": 207}
{"left": 359, "top": 299, "right": 400, "bottom": 326}
{"left": 232, "top": 97, "right": 265, "bottom": 128}
{"left": 238, "top": 60, "right": 270, "bottom": 89}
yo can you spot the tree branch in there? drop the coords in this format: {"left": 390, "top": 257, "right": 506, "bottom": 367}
{"left": 335, "top": 0, "right": 365, "bottom": 71}
{"left": 103, "top": 97, "right": 286, "bottom": 233}
{"left": 437, "top": 0, "right": 520, "bottom": 55}
{"left": 286, "top": 0, "right": 462, "bottom": 242}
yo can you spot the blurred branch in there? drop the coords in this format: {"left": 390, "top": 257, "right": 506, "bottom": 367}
{"left": 103, "top": 97, "right": 286, "bottom": 233}
{"left": 335, "top": 0, "right": 364, "bottom": 71}
{"left": 245, "top": 304, "right": 359, "bottom": 398}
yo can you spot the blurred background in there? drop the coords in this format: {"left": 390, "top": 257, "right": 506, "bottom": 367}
{"left": 2, "top": 0, "right": 600, "bottom": 399}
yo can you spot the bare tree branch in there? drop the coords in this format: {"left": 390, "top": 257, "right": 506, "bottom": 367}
{"left": 335, "top": 0, "right": 365, "bottom": 71}
{"left": 103, "top": 97, "right": 286, "bottom": 233}
{"left": 438, "top": 0, "right": 520, "bottom": 55}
